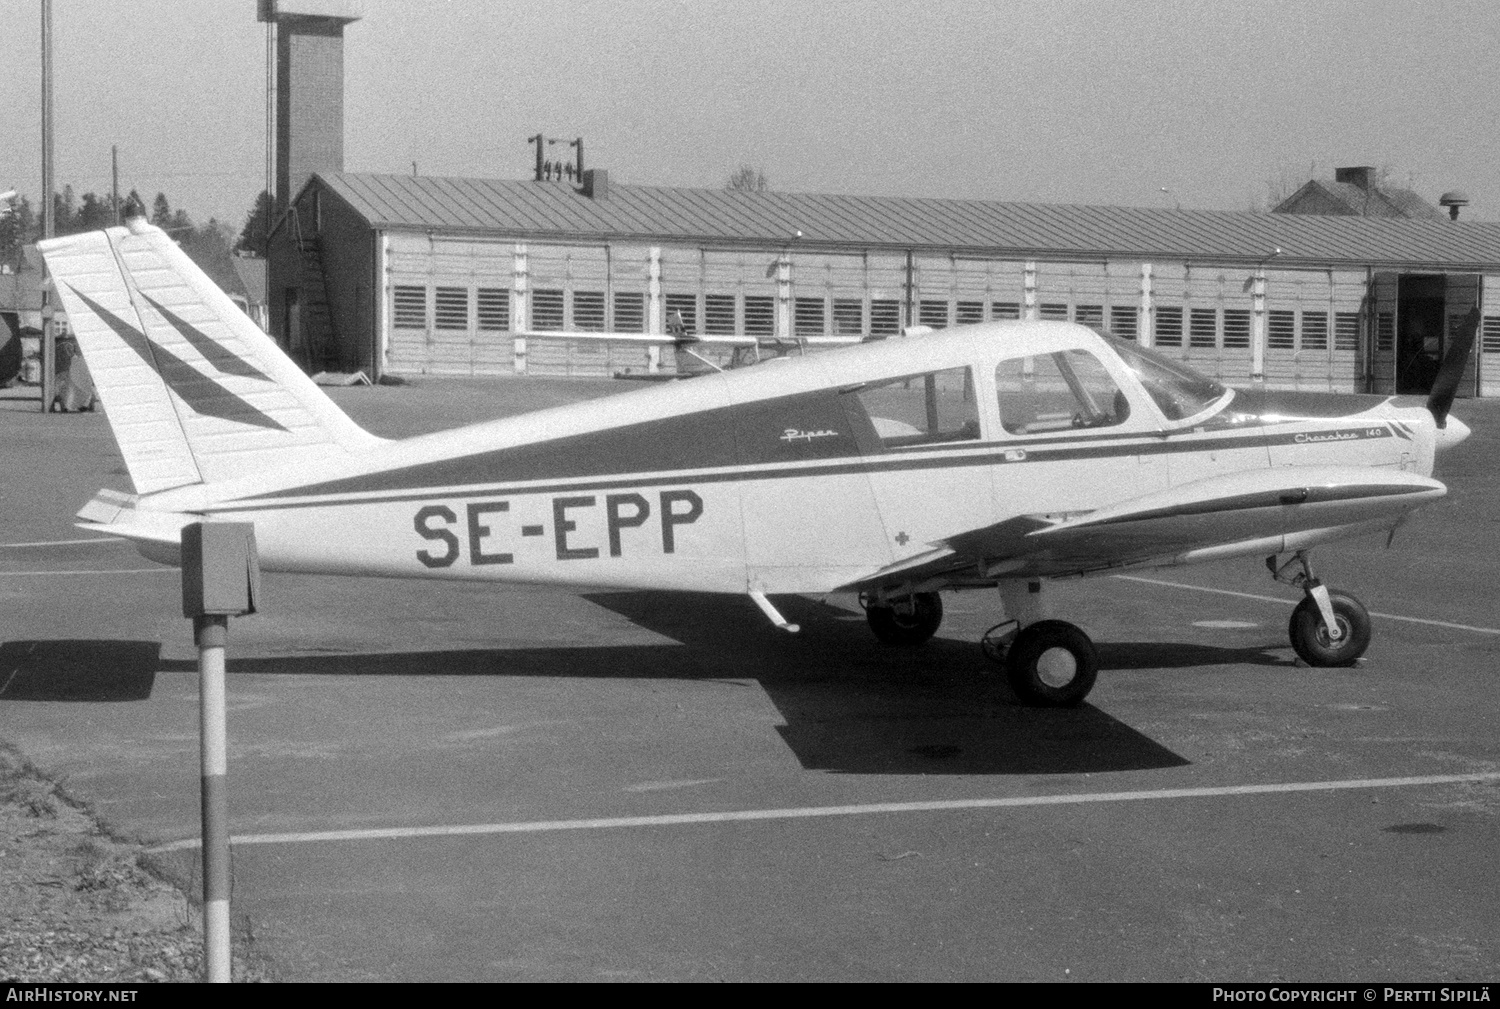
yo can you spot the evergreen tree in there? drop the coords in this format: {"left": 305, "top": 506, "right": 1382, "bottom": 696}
{"left": 236, "top": 190, "right": 273, "bottom": 256}
{"left": 77, "top": 192, "right": 113, "bottom": 230}
{"left": 52, "top": 185, "right": 78, "bottom": 234}
{"left": 150, "top": 192, "right": 172, "bottom": 227}
{"left": 178, "top": 218, "right": 238, "bottom": 292}
{"left": 0, "top": 195, "right": 34, "bottom": 268}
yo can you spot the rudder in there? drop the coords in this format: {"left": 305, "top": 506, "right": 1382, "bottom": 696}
{"left": 39, "top": 219, "right": 383, "bottom": 495}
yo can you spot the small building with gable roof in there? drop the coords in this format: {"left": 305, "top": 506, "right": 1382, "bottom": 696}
{"left": 1274, "top": 166, "right": 1445, "bottom": 221}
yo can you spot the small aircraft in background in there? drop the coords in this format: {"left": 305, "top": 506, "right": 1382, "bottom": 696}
{"left": 41, "top": 217, "right": 1473, "bottom": 706}
{"left": 608, "top": 309, "right": 824, "bottom": 380}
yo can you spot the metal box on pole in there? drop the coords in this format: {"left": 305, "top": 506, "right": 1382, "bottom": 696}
{"left": 181, "top": 523, "right": 260, "bottom": 618}
{"left": 180, "top": 521, "right": 260, "bottom": 983}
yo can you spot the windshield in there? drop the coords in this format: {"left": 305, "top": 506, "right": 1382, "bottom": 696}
{"left": 1104, "top": 337, "right": 1228, "bottom": 422}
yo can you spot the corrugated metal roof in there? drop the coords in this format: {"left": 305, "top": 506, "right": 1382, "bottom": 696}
{"left": 318, "top": 172, "right": 1500, "bottom": 271}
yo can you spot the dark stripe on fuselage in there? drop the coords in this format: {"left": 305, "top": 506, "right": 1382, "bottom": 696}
{"left": 248, "top": 383, "right": 1336, "bottom": 504}
{"left": 244, "top": 387, "right": 853, "bottom": 501}
{"left": 208, "top": 419, "right": 1397, "bottom": 516}
{"left": 239, "top": 379, "right": 1388, "bottom": 507}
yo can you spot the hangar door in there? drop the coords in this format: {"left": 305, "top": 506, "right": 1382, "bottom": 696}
{"left": 1482, "top": 276, "right": 1500, "bottom": 397}
{"left": 386, "top": 235, "right": 514, "bottom": 375}
{"left": 1369, "top": 273, "right": 1397, "bottom": 395}
{"left": 1257, "top": 269, "right": 1366, "bottom": 393}
{"left": 1368, "top": 273, "right": 1482, "bottom": 396}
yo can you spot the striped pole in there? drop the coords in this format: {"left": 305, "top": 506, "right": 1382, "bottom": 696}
{"left": 196, "top": 614, "right": 232, "bottom": 983}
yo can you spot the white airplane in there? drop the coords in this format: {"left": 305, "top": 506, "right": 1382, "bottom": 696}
{"left": 39, "top": 217, "right": 1474, "bottom": 706}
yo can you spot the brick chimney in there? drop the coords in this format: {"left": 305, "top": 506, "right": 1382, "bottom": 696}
{"left": 1334, "top": 166, "right": 1377, "bottom": 190}
{"left": 581, "top": 169, "right": 609, "bottom": 200}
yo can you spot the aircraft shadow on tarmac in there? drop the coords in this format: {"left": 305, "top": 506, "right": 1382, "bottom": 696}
{"left": 583, "top": 591, "right": 1198, "bottom": 776}
{"left": 0, "top": 639, "right": 160, "bottom": 702}
{"left": 2, "top": 592, "right": 1296, "bottom": 773}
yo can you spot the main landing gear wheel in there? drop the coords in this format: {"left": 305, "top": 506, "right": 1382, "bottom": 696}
{"left": 1003, "top": 620, "right": 1098, "bottom": 707}
{"left": 1288, "top": 591, "right": 1371, "bottom": 667}
{"left": 866, "top": 591, "right": 943, "bottom": 647}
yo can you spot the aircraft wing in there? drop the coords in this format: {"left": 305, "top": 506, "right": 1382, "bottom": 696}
{"left": 847, "top": 466, "right": 1445, "bottom": 590}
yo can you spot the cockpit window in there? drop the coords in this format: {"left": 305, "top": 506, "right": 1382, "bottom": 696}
{"left": 1104, "top": 337, "right": 1227, "bottom": 421}
{"left": 995, "top": 349, "right": 1130, "bottom": 435}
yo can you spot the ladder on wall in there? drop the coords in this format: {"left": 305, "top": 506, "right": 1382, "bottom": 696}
{"left": 288, "top": 207, "right": 339, "bottom": 372}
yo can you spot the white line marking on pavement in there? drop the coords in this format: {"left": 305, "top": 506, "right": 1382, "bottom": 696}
{"left": 145, "top": 771, "right": 1500, "bottom": 853}
{"left": 1115, "top": 575, "right": 1500, "bottom": 635}
{"left": 0, "top": 537, "right": 125, "bottom": 549}
{"left": 623, "top": 778, "right": 723, "bottom": 793}
{"left": 0, "top": 568, "right": 171, "bottom": 577}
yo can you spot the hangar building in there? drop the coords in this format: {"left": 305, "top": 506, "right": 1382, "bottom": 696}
{"left": 256, "top": 3, "right": 1500, "bottom": 397}
{"left": 269, "top": 170, "right": 1500, "bottom": 397}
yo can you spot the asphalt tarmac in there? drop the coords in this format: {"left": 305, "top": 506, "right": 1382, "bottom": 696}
{"left": 2, "top": 378, "right": 1497, "bottom": 982}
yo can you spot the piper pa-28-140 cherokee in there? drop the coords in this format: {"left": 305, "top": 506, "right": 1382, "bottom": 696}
{"left": 40, "top": 218, "right": 1474, "bottom": 706}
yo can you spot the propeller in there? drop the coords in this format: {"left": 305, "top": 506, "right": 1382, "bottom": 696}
{"left": 1426, "top": 305, "right": 1480, "bottom": 428}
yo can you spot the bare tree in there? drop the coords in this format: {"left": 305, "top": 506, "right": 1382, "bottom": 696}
{"left": 725, "top": 166, "right": 770, "bottom": 193}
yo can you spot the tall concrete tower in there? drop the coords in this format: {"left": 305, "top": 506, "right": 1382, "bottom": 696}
{"left": 259, "top": 2, "right": 359, "bottom": 212}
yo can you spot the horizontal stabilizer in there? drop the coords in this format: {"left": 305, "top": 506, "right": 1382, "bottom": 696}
{"left": 75, "top": 489, "right": 193, "bottom": 566}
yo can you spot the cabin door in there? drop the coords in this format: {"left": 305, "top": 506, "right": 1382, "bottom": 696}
{"left": 842, "top": 364, "right": 999, "bottom": 572}
{"left": 733, "top": 386, "right": 891, "bottom": 594}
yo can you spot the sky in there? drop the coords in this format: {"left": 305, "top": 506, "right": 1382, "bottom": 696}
{"left": 4, "top": 0, "right": 1499, "bottom": 230}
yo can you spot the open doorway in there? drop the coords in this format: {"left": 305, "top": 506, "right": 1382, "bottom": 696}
{"left": 282, "top": 287, "right": 301, "bottom": 359}
{"left": 1396, "top": 275, "right": 1445, "bottom": 393}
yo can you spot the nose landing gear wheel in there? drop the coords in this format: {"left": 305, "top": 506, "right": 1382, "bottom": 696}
{"left": 865, "top": 591, "right": 943, "bottom": 647}
{"left": 1288, "top": 591, "right": 1371, "bottom": 666}
{"left": 1004, "top": 619, "right": 1098, "bottom": 707}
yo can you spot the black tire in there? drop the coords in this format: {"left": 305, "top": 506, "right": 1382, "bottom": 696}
{"left": 1288, "top": 591, "right": 1371, "bottom": 667}
{"left": 866, "top": 592, "right": 943, "bottom": 647}
{"left": 1003, "top": 620, "right": 1098, "bottom": 707}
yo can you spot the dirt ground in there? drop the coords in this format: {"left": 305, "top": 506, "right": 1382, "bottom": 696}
{"left": 0, "top": 743, "right": 272, "bottom": 983}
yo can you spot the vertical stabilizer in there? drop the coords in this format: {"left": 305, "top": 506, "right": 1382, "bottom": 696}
{"left": 39, "top": 220, "right": 384, "bottom": 495}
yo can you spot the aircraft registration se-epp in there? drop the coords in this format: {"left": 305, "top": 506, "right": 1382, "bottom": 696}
{"left": 40, "top": 218, "right": 1474, "bottom": 707}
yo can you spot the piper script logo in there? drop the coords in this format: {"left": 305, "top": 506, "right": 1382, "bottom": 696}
{"left": 780, "top": 428, "right": 839, "bottom": 444}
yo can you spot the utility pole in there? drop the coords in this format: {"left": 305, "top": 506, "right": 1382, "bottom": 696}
{"left": 111, "top": 145, "right": 120, "bottom": 224}
{"left": 40, "top": 0, "right": 56, "bottom": 413}
{"left": 529, "top": 133, "right": 543, "bottom": 181}
{"left": 265, "top": 14, "right": 275, "bottom": 208}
